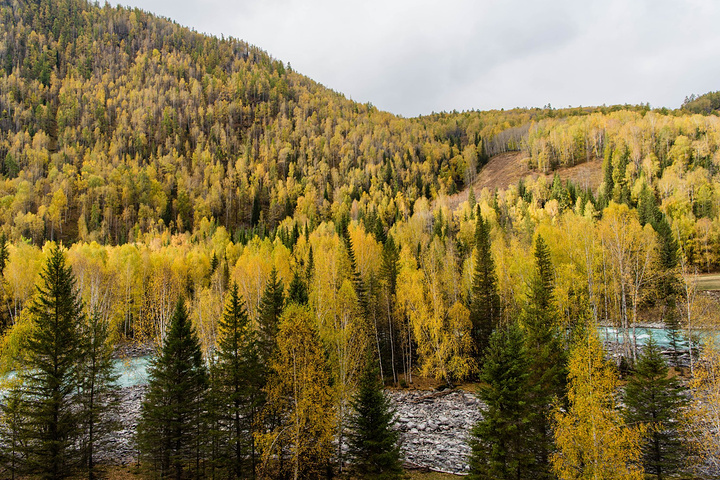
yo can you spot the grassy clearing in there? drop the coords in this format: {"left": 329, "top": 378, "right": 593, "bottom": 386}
{"left": 446, "top": 151, "right": 603, "bottom": 211}
{"left": 694, "top": 273, "right": 720, "bottom": 291}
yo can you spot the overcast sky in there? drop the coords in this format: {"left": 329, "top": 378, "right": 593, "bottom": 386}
{"left": 113, "top": 0, "right": 720, "bottom": 117}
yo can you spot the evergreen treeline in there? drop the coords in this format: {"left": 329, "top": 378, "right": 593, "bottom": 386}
{"left": 1, "top": 246, "right": 119, "bottom": 479}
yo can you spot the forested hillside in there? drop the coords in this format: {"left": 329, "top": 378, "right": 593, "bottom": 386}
{"left": 2, "top": 0, "right": 720, "bottom": 478}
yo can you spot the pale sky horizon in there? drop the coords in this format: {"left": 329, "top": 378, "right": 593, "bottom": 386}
{"left": 113, "top": 0, "right": 720, "bottom": 118}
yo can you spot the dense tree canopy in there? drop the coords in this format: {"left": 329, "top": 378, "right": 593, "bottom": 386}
{"left": 1, "top": 0, "right": 720, "bottom": 478}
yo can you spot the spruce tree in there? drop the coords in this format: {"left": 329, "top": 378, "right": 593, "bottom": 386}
{"left": 77, "top": 310, "right": 120, "bottom": 480}
{"left": 211, "top": 283, "right": 264, "bottom": 479}
{"left": 380, "top": 236, "right": 399, "bottom": 299}
{"left": 522, "top": 235, "right": 566, "bottom": 477}
{"left": 653, "top": 216, "right": 682, "bottom": 363}
{"left": 624, "top": 339, "right": 687, "bottom": 479}
{"left": 0, "top": 383, "right": 25, "bottom": 480}
{"left": 468, "top": 187, "right": 476, "bottom": 217}
{"left": 347, "top": 357, "right": 404, "bottom": 480}
{"left": 654, "top": 216, "right": 679, "bottom": 296}
{"left": 469, "top": 323, "right": 534, "bottom": 480}
{"left": 258, "top": 267, "right": 284, "bottom": 362}
{"left": 13, "top": 245, "right": 84, "bottom": 479}
{"left": 0, "top": 233, "right": 8, "bottom": 273}
{"left": 287, "top": 269, "right": 308, "bottom": 305}
{"left": 637, "top": 183, "right": 660, "bottom": 227}
{"left": 210, "top": 252, "right": 219, "bottom": 277}
{"left": 469, "top": 209, "right": 501, "bottom": 360}
{"left": 137, "top": 298, "right": 208, "bottom": 480}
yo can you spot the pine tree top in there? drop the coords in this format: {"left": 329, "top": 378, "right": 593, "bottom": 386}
{"left": 147, "top": 297, "right": 206, "bottom": 394}
{"left": 216, "top": 282, "right": 250, "bottom": 359}
{"left": 25, "top": 245, "right": 84, "bottom": 377}
{"left": 631, "top": 338, "right": 669, "bottom": 381}
{"left": 258, "top": 268, "right": 284, "bottom": 346}
{"left": 348, "top": 357, "right": 403, "bottom": 479}
{"left": 477, "top": 323, "right": 530, "bottom": 404}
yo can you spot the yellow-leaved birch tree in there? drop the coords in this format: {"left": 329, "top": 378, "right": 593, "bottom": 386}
{"left": 552, "top": 331, "right": 646, "bottom": 480}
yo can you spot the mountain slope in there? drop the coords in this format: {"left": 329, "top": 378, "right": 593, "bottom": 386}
{"left": 0, "top": 0, "right": 547, "bottom": 244}
{"left": 446, "top": 152, "right": 603, "bottom": 210}
{"left": 0, "top": 0, "right": 713, "bottom": 249}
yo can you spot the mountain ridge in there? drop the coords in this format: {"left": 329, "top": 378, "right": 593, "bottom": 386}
{"left": 0, "top": 0, "right": 712, "bottom": 247}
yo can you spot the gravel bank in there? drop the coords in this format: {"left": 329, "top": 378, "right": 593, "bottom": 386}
{"left": 103, "top": 385, "right": 482, "bottom": 473}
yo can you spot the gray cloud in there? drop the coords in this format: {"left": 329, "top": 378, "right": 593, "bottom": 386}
{"left": 114, "top": 0, "right": 720, "bottom": 116}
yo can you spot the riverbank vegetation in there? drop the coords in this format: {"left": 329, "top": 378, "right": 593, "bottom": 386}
{"left": 2, "top": 0, "right": 720, "bottom": 478}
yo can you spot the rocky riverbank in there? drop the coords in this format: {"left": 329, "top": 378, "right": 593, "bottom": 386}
{"left": 390, "top": 389, "right": 482, "bottom": 474}
{"left": 101, "top": 385, "right": 482, "bottom": 474}
{"left": 98, "top": 385, "right": 146, "bottom": 465}
{"left": 113, "top": 343, "right": 155, "bottom": 359}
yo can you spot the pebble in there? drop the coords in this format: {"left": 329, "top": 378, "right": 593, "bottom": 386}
{"left": 388, "top": 389, "right": 483, "bottom": 474}
{"left": 93, "top": 385, "right": 484, "bottom": 474}
{"left": 96, "top": 385, "right": 147, "bottom": 465}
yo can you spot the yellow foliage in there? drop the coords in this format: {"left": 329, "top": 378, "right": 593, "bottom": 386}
{"left": 233, "top": 237, "right": 291, "bottom": 322}
{"left": 0, "top": 309, "right": 35, "bottom": 376}
{"left": 4, "top": 241, "right": 44, "bottom": 325}
{"left": 684, "top": 339, "right": 720, "bottom": 476}
{"left": 399, "top": 239, "right": 475, "bottom": 383}
{"left": 552, "top": 331, "right": 646, "bottom": 480}
{"left": 258, "top": 305, "right": 334, "bottom": 479}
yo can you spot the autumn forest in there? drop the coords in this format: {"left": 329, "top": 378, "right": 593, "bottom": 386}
{"left": 1, "top": 0, "right": 720, "bottom": 479}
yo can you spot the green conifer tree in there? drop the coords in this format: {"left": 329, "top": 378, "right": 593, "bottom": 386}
{"left": 258, "top": 267, "right": 284, "bottom": 363}
{"left": 287, "top": 269, "right": 308, "bottom": 305}
{"left": 211, "top": 283, "right": 264, "bottom": 479}
{"left": 210, "top": 252, "right": 219, "bottom": 277}
{"left": 136, "top": 298, "right": 208, "bottom": 480}
{"left": 624, "top": 339, "right": 687, "bottom": 479}
{"left": 468, "top": 187, "right": 476, "bottom": 218}
{"left": 469, "top": 209, "right": 501, "bottom": 360}
{"left": 0, "top": 381, "right": 25, "bottom": 480}
{"left": 77, "top": 310, "right": 120, "bottom": 480}
{"left": 522, "top": 235, "right": 567, "bottom": 477}
{"left": 13, "top": 245, "right": 84, "bottom": 479}
{"left": 653, "top": 216, "right": 683, "bottom": 362}
{"left": 347, "top": 356, "right": 404, "bottom": 480}
{"left": 637, "top": 183, "right": 659, "bottom": 227}
{"left": 380, "top": 235, "right": 401, "bottom": 384}
{"left": 0, "top": 233, "right": 8, "bottom": 272}
{"left": 469, "top": 323, "right": 534, "bottom": 480}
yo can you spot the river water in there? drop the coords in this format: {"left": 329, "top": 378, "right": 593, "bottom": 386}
{"left": 114, "top": 327, "right": 702, "bottom": 388}
{"left": 1, "top": 356, "right": 150, "bottom": 390}
{"left": 114, "top": 356, "right": 151, "bottom": 388}
{"left": 3, "top": 327, "right": 715, "bottom": 389}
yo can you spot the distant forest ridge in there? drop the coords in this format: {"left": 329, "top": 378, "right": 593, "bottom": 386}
{"left": 1, "top": 0, "right": 718, "bottom": 247}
